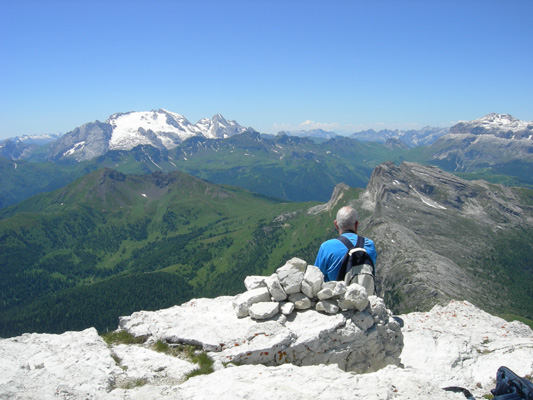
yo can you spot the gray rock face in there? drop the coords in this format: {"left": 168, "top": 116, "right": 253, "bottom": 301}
{"left": 47, "top": 121, "right": 113, "bottom": 161}
{"left": 355, "top": 161, "right": 533, "bottom": 314}
{"left": 426, "top": 114, "right": 533, "bottom": 175}
{"left": 116, "top": 257, "right": 404, "bottom": 375}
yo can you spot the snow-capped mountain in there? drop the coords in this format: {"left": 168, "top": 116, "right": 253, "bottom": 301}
{"left": 48, "top": 109, "right": 251, "bottom": 162}
{"left": 0, "top": 133, "right": 62, "bottom": 160}
{"left": 3, "top": 133, "right": 62, "bottom": 146}
{"left": 450, "top": 113, "right": 533, "bottom": 139}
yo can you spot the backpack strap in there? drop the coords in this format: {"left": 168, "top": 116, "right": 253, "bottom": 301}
{"left": 336, "top": 235, "right": 366, "bottom": 281}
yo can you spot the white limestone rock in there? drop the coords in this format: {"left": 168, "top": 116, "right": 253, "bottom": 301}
{"left": 286, "top": 257, "right": 308, "bottom": 271}
{"left": 232, "top": 287, "right": 271, "bottom": 317}
{"left": 369, "top": 295, "right": 388, "bottom": 322}
{"left": 338, "top": 283, "right": 368, "bottom": 311}
{"left": 317, "top": 286, "right": 335, "bottom": 300}
{"left": 0, "top": 328, "right": 121, "bottom": 399}
{"left": 301, "top": 265, "right": 324, "bottom": 299}
{"left": 1, "top": 301, "right": 531, "bottom": 400}
{"left": 280, "top": 302, "right": 295, "bottom": 315}
{"left": 333, "top": 281, "right": 347, "bottom": 296}
{"left": 349, "top": 310, "right": 375, "bottom": 331}
{"left": 322, "top": 281, "right": 337, "bottom": 291}
{"left": 111, "top": 342, "right": 196, "bottom": 387}
{"left": 316, "top": 299, "right": 340, "bottom": 314}
{"left": 117, "top": 295, "right": 402, "bottom": 373}
{"left": 265, "top": 273, "right": 287, "bottom": 301}
{"left": 248, "top": 302, "right": 280, "bottom": 320}
{"left": 276, "top": 258, "right": 306, "bottom": 294}
{"left": 288, "top": 293, "right": 312, "bottom": 310}
{"left": 244, "top": 275, "right": 267, "bottom": 291}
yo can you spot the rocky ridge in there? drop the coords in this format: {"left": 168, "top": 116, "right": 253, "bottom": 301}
{"left": 119, "top": 257, "right": 403, "bottom": 374}
{"left": 1, "top": 297, "right": 531, "bottom": 399}
{"left": 352, "top": 161, "right": 533, "bottom": 313}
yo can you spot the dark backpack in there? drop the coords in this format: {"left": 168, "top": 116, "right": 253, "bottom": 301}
{"left": 491, "top": 366, "right": 533, "bottom": 400}
{"left": 336, "top": 235, "right": 376, "bottom": 295}
{"left": 443, "top": 366, "right": 533, "bottom": 399}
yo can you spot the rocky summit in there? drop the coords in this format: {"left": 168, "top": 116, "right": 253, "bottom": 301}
{"left": 0, "top": 258, "right": 532, "bottom": 399}
{"left": 120, "top": 258, "right": 403, "bottom": 375}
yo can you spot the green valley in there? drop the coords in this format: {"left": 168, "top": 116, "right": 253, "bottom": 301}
{"left": 0, "top": 168, "right": 340, "bottom": 336}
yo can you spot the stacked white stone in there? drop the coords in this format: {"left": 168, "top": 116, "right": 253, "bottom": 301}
{"left": 233, "top": 257, "right": 370, "bottom": 320}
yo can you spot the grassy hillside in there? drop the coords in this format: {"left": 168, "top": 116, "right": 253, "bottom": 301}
{"left": 0, "top": 168, "right": 343, "bottom": 337}
{"left": 1, "top": 133, "right": 399, "bottom": 207}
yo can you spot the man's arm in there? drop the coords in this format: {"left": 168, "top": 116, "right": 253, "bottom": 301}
{"left": 364, "top": 237, "right": 377, "bottom": 266}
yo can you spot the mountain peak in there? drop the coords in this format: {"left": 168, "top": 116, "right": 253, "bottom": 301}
{"left": 450, "top": 113, "right": 532, "bottom": 138}
{"left": 48, "top": 110, "right": 250, "bottom": 161}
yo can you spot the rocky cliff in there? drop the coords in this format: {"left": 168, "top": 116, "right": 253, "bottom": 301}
{"left": 354, "top": 161, "right": 533, "bottom": 314}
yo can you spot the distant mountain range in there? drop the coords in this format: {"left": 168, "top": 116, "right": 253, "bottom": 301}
{"left": 1, "top": 112, "right": 532, "bottom": 207}
{"left": 46, "top": 110, "right": 251, "bottom": 162}
{"left": 1, "top": 110, "right": 531, "bottom": 161}
{"left": 0, "top": 110, "right": 250, "bottom": 162}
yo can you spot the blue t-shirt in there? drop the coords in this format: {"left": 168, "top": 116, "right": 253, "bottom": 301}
{"left": 314, "top": 232, "right": 377, "bottom": 282}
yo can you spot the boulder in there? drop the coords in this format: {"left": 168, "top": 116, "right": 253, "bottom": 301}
{"left": 232, "top": 287, "right": 271, "bottom": 317}
{"left": 276, "top": 258, "right": 306, "bottom": 294}
{"left": 118, "top": 296, "right": 403, "bottom": 373}
{"left": 265, "top": 273, "right": 287, "bottom": 301}
{"left": 301, "top": 265, "right": 324, "bottom": 299}
{"left": 248, "top": 302, "right": 280, "bottom": 320}
{"left": 288, "top": 293, "right": 312, "bottom": 310}
{"left": 316, "top": 299, "right": 340, "bottom": 314}
{"left": 244, "top": 276, "right": 267, "bottom": 291}
{"left": 338, "top": 283, "right": 368, "bottom": 311}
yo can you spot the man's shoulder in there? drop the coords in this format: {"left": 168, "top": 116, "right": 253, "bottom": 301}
{"left": 319, "top": 237, "right": 347, "bottom": 251}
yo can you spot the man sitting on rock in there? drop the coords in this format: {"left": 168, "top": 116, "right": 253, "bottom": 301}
{"left": 314, "top": 205, "right": 377, "bottom": 291}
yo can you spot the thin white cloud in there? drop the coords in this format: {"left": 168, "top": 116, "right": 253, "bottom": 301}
{"left": 299, "top": 120, "right": 343, "bottom": 131}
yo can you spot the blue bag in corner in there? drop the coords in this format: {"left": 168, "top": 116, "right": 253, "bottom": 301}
{"left": 491, "top": 366, "right": 533, "bottom": 400}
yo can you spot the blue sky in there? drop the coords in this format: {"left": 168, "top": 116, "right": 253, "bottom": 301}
{"left": 1, "top": 0, "right": 532, "bottom": 139}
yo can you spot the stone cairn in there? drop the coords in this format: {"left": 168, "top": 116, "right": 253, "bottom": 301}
{"left": 229, "top": 257, "right": 404, "bottom": 373}
{"left": 233, "top": 257, "right": 371, "bottom": 320}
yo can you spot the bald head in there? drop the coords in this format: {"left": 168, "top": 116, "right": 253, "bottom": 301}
{"left": 335, "top": 206, "right": 358, "bottom": 233}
